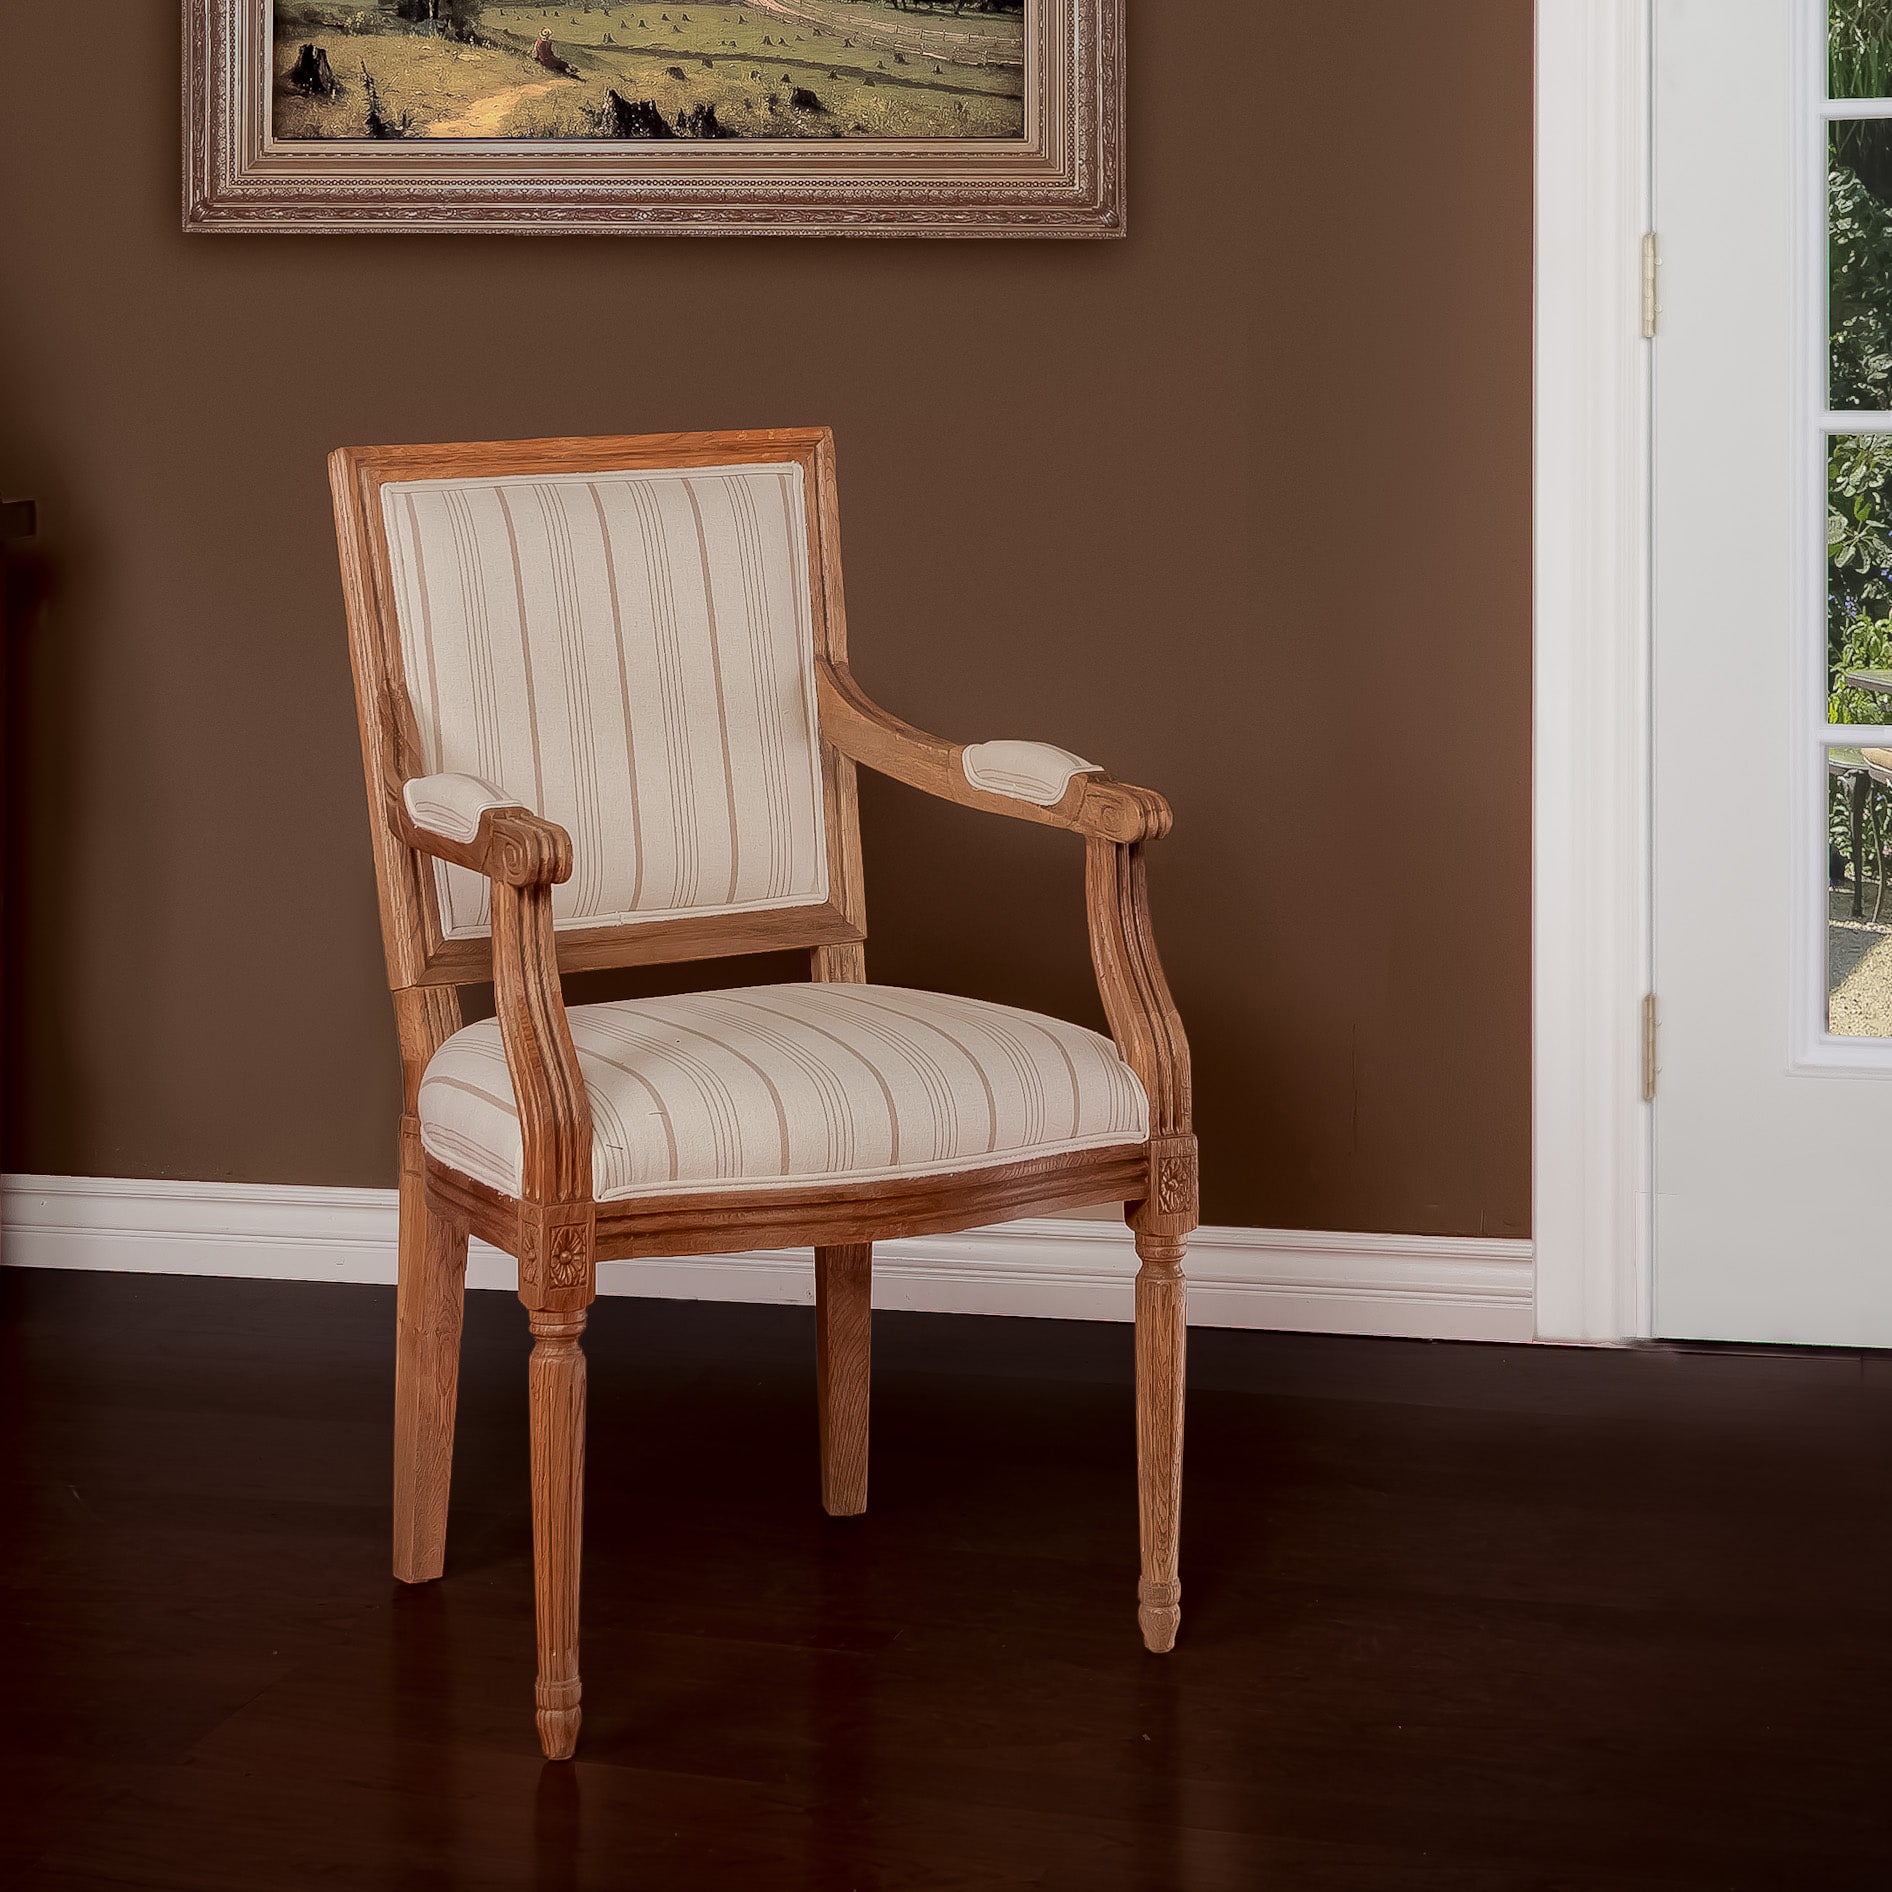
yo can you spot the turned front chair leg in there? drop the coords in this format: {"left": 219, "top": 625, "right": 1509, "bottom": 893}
{"left": 1134, "top": 1232, "right": 1187, "bottom": 1653}
{"left": 393, "top": 1123, "right": 469, "bottom": 1584}
{"left": 529, "top": 1309, "right": 588, "bottom": 1761}
{"left": 816, "top": 1243, "right": 872, "bottom": 1516}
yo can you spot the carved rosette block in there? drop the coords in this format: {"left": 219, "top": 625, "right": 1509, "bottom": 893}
{"left": 1132, "top": 1133, "right": 1198, "bottom": 1242}
{"left": 518, "top": 1203, "right": 597, "bottom": 1310}
{"left": 1157, "top": 1146, "right": 1196, "bottom": 1217}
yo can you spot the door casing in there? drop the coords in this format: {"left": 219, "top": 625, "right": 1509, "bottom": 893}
{"left": 1533, "top": 0, "right": 1655, "bottom": 1344}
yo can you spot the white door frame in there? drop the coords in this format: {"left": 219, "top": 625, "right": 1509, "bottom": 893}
{"left": 1533, "top": 0, "right": 1655, "bottom": 1343}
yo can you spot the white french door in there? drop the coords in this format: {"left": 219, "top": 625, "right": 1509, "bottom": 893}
{"left": 1651, "top": 0, "right": 1892, "bottom": 1344}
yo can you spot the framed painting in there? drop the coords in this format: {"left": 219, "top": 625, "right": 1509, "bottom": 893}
{"left": 184, "top": 0, "right": 1122, "bottom": 235}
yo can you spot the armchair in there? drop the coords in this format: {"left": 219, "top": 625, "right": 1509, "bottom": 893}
{"left": 330, "top": 428, "right": 1195, "bottom": 1760}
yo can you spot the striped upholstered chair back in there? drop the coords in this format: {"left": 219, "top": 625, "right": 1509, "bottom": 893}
{"left": 336, "top": 433, "right": 863, "bottom": 985}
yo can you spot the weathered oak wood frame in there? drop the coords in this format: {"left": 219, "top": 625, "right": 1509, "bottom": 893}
{"left": 185, "top": 0, "right": 1123, "bottom": 236}
{"left": 332, "top": 426, "right": 1193, "bottom": 1761}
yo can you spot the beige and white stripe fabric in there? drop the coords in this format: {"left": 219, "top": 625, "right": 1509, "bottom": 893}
{"left": 419, "top": 983, "right": 1149, "bottom": 1202}
{"left": 380, "top": 463, "right": 828, "bottom": 939}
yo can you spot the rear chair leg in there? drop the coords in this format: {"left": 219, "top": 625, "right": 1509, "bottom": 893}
{"left": 1134, "top": 1232, "right": 1187, "bottom": 1653}
{"left": 816, "top": 1243, "right": 872, "bottom": 1517}
{"left": 393, "top": 1122, "right": 468, "bottom": 1584}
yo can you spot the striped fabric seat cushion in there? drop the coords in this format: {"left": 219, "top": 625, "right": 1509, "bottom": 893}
{"left": 419, "top": 984, "right": 1149, "bottom": 1202}
{"left": 380, "top": 462, "right": 828, "bottom": 940}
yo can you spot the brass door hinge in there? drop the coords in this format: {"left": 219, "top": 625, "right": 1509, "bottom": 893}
{"left": 1641, "top": 233, "right": 1660, "bottom": 339}
{"left": 1641, "top": 993, "right": 1659, "bottom": 1101}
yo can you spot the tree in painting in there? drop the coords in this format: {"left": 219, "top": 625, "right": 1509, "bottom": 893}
{"left": 386, "top": 0, "right": 485, "bottom": 31}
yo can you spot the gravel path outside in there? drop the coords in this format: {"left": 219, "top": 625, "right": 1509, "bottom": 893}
{"left": 1828, "top": 883, "right": 1892, "bottom": 1034}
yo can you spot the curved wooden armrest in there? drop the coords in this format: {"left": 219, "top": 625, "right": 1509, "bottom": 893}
{"left": 392, "top": 780, "right": 574, "bottom": 889}
{"left": 817, "top": 661, "right": 1173, "bottom": 844}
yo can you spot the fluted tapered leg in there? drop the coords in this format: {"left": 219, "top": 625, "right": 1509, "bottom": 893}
{"left": 393, "top": 1120, "right": 468, "bottom": 1585}
{"left": 1134, "top": 1232, "right": 1187, "bottom": 1653}
{"left": 816, "top": 1243, "right": 872, "bottom": 1517}
{"left": 529, "top": 1309, "right": 587, "bottom": 1761}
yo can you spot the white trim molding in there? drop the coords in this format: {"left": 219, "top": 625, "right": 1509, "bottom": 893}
{"left": 1, "top": 1175, "right": 1535, "bottom": 1344}
{"left": 1533, "top": 0, "right": 1654, "bottom": 1342}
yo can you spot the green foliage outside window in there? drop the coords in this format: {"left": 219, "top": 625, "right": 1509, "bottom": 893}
{"left": 1828, "top": 0, "right": 1892, "bottom": 724}
{"left": 1829, "top": 438, "right": 1892, "bottom": 723}
{"left": 1831, "top": 159, "right": 1892, "bottom": 413}
{"left": 1832, "top": 0, "right": 1892, "bottom": 100}
{"left": 1825, "top": 4, "right": 1892, "bottom": 872}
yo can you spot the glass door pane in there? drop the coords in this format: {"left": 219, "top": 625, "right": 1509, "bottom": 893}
{"left": 1831, "top": 0, "right": 1892, "bottom": 99}
{"left": 1830, "top": 122, "right": 1892, "bottom": 407}
{"left": 1825, "top": 9, "right": 1892, "bottom": 1043}
{"left": 1828, "top": 436, "right": 1892, "bottom": 703}
{"left": 1827, "top": 741, "right": 1892, "bottom": 1031}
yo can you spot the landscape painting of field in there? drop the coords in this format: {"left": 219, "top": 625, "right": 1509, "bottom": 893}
{"left": 272, "top": 0, "right": 1026, "bottom": 141}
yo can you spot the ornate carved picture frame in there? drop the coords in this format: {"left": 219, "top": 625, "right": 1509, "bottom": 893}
{"left": 184, "top": 1, "right": 1122, "bottom": 236}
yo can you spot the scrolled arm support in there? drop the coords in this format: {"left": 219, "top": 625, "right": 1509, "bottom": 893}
{"left": 1085, "top": 836, "right": 1197, "bottom": 1238}
{"left": 485, "top": 813, "right": 575, "bottom": 891}
{"left": 398, "top": 782, "right": 593, "bottom": 1307}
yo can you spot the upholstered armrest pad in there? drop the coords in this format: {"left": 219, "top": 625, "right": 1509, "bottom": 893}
{"left": 961, "top": 740, "right": 1100, "bottom": 808}
{"left": 403, "top": 773, "right": 523, "bottom": 844}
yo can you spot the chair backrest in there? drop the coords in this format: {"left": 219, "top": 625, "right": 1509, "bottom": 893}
{"left": 331, "top": 430, "right": 865, "bottom": 991}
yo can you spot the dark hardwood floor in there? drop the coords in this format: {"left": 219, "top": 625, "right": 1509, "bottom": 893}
{"left": 1, "top": 1266, "right": 1888, "bottom": 1889}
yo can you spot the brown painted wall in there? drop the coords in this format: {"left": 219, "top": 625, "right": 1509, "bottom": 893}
{"left": 0, "top": 2, "right": 1533, "bottom": 1237}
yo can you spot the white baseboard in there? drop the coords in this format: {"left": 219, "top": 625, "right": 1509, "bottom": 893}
{"left": 0, "top": 1173, "right": 1536, "bottom": 1343}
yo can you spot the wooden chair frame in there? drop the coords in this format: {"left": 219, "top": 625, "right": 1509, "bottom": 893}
{"left": 329, "top": 427, "right": 1195, "bottom": 1761}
